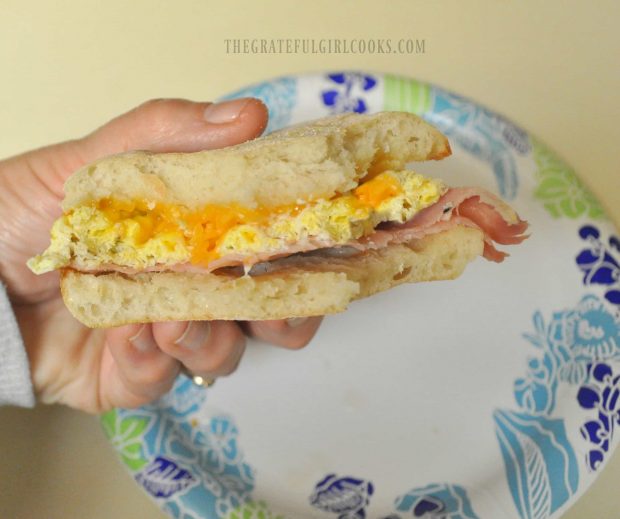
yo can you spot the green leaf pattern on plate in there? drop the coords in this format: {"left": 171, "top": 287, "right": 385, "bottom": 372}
{"left": 101, "top": 409, "right": 151, "bottom": 471}
{"left": 224, "top": 500, "right": 285, "bottom": 519}
{"left": 532, "top": 139, "right": 604, "bottom": 219}
{"left": 383, "top": 75, "right": 431, "bottom": 115}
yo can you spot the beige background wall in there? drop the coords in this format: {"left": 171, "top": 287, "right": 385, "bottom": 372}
{"left": 0, "top": 1, "right": 618, "bottom": 518}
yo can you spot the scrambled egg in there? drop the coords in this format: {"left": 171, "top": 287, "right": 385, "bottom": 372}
{"left": 28, "top": 170, "right": 445, "bottom": 273}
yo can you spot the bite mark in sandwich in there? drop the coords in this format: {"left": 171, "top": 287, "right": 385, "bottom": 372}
{"left": 27, "top": 112, "right": 528, "bottom": 327}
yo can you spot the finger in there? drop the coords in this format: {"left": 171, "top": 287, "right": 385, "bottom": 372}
{"left": 101, "top": 323, "right": 181, "bottom": 409}
{"left": 152, "top": 320, "right": 246, "bottom": 379}
{"left": 244, "top": 317, "right": 324, "bottom": 350}
{"left": 83, "top": 97, "right": 268, "bottom": 158}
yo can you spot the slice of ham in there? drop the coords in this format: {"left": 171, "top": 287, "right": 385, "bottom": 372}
{"left": 358, "top": 188, "right": 529, "bottom": 262}
{"left": 72, "top": 187, "right": 528, "bottom": 275}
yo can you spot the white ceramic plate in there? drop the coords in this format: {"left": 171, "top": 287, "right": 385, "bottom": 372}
{"left": 101, "top": 71, "right": 620, "bottom": 519}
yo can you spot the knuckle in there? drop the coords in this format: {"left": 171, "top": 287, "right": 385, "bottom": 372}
{"left": 132, "top": 98, "right": 180, "bottom": 135}
{"left": 133, "top": 361, "right": 174, "bottom": 388}
{"left": 137, "top": 98, "right": 169, "bottom": 112}
{"left": 194, "top": 336, "right": 245, "bottom": 376}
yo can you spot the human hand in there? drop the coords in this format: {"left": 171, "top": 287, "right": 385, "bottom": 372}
{"left": 0, "top": 98, "right": 323, "bottom": 413}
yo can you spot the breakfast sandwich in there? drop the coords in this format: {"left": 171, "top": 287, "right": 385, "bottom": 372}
{"left": 28, "top": 112, "right": 528, "bottom": 327}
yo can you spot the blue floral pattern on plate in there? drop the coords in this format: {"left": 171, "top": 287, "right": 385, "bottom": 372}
{"left": 310, "top": 474, "right": 374, "bottom": 519}
{"left": 498, "top": 294, "right": 620, "bottom": 518}
{"left": 576, "top": 225, "right": 620, "bottom": 307}
{"left": 135, "top": 456, "right": 197, "bottom": 498}
{"left": 320, "top": 72, "right": 377, "bottom": 114}
{"left": 514, "top": 295, "right": 620, "bottom": 415}
{"left": 391, "top": 483, "right": 479, "bottom": 519}
{"left": 146, "top": 416, "right": 254, "bottom": 517}
{"left": 577, "top": 362, "right": 620, "bottom": 471}
{"left": 104, "top": 376, "right": 256, "bottom": 519}
{"left": 494, "top": 409, "right": 579, "bottom": 519}
{"left": 310, "top": 477, "right": 479, "bottom": 519}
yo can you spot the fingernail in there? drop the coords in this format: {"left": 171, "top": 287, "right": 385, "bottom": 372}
{"left": 129, "top": 324, "right": 156, "bottom": 352}
{"left": 175, "top": 321, "right": 211, "bottom": 350}
{"left": 203, "top": 98, "right": 251, "bottom": 124}
{"left": 286, "top": 317, "right": 308, "bottom": 328}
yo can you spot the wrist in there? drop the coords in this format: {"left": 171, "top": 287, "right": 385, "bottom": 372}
{"left": 0, "top": 282, "right": 35, "bottom": 407}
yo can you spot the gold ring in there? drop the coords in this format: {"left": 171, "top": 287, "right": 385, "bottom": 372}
{"left": 181, "top": 367, "right": 216, "bottom": 387}
{"left": 191, "top": 375, "right": 216, "bottom": 388}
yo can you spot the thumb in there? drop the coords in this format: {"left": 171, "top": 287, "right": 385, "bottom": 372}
{"left": 81, "top": 97, "right": 268, "bottom": 159}
{"left": 2, "top": 97, "right": 268, "bottom": 195}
